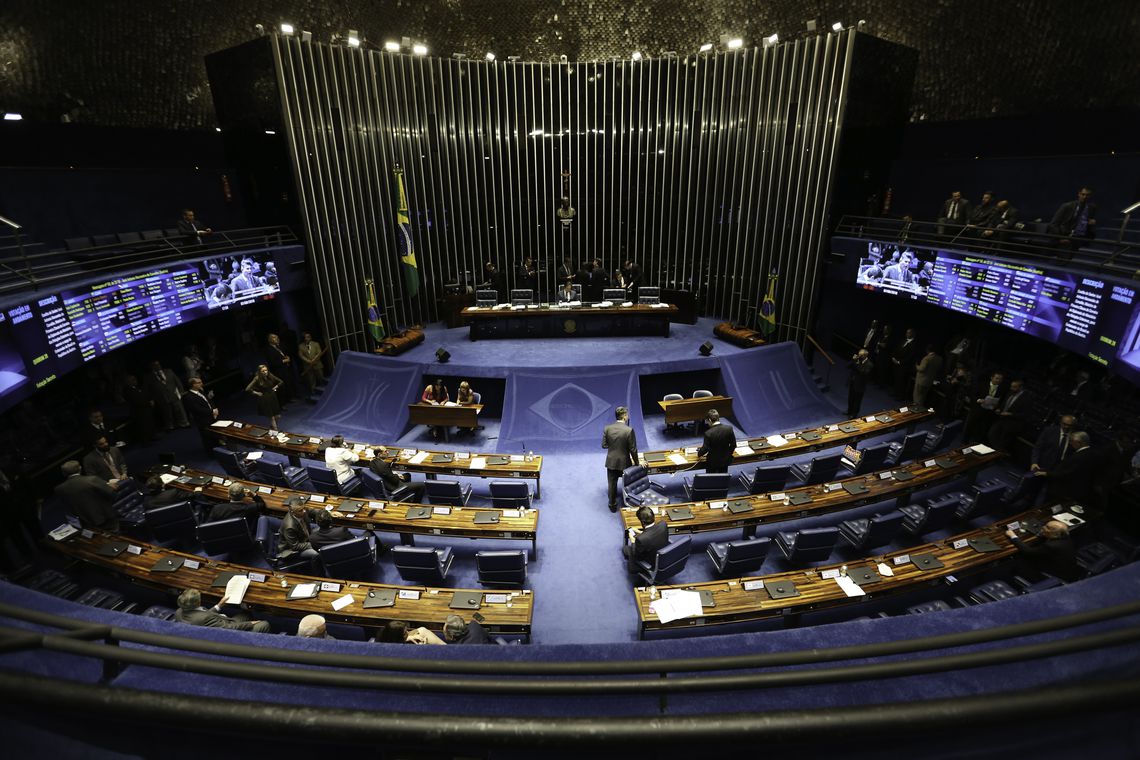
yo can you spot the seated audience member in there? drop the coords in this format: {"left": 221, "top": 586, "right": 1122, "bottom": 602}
{"left": 54, "top": 460, "right": 117, "bottom": 531}
{"left": 1005, "top": 520, "right": 1079, "bottom": 583}
{"left": 368, "top": 457, "right": 426, "bottom": 503}
{"left": 175, "top": 588, "right": 270, "bottom": 633}
{"left": 324, "top": 434, "right": 360, "bottom": 483}
{"left": 987, "top": 378, "right": 1029, "bottom": 452}
{"left": 1035, "top": 431, "right": 1097, "bottom": 503}
{"left": 278, "top": 496, "right": 342, "bottom": 567}
{"left": 378, "top": 620, "right": 445, "bottom": 645}
{"left": 297, "top": 614, "right": 332, "bottom": 639}
{"left": 456, "top": 380, "right": 477, "bottom": 405}
{"left": 208, "top": 483, "right": 263, "bottom": 530}
{"left": 1031, "top": 414, "right": 1077, "bottom": 474}
{"left": 309, "top": 509, "right": 354, "bottom": 550}
{"left": 936, "top": 190, "right": 971, "bottom": 235}
{"left": 966, "top": 191, "right": 997, "bottom": 229}
{"left": 622, "top": 506, "right": 669, "bottom": 573}
{"left": 144, "top": 475, "right": 185, "bottom": 509}
{"left": 1047, "top": 187, "right": 1096, "bottom": 246}
{"left": 82, "top": 436, "right": 129, "bottom": 486}
{"left": 443, "top": 614, "right": 491, "bottom": 645}
{"left": 980, "top": 199, "right": 1017, "bottom": 242}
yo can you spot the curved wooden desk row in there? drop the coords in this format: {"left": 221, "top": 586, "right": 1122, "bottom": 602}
{"left": 633, "top": 506, "right": 1053, "bottom": 637}
{"left": 640, "top": 406, "right": 936, "bottom": 474}
{"left": 620, "top": 446, "right": 1003, "bottom": 538}
{"left": 163, "top": 465, "right": 540, "bottom": 556}
{"left": 48, "top": 529, "right": 533, "bottom": 636}
{"left": 211, "top": 422, "right": 544, "bottom": 497}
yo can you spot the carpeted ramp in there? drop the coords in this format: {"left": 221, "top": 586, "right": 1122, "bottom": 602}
{"left": 718, "top": 341, "right": 840, "bottom": 435}
{"left": 298, "top": 351, "right": 421, "bottom": 440}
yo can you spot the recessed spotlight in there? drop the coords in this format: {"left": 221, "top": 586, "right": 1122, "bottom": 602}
{"left": 412, "top": 43, "right": 428, "bottom": 56}
{"left": 726, "top": 37, "right": 743, "bottom": 50}
{"left": 279, "top": 23, "right": 294, "bottom": 35}
{"left": 264, "top": 129, "right": 276, "bottom": 135}
{"left": 763, "top": 33, "right": 779, "bottom": 47}
{"left": 347, "top": 30, "right": 360, "bottom": 47}
{"left": 529, "top": 128, "right": 544, "bottom": 136}
{"left": 301, "top": 30, "right": 312, "bottom": 43}
{"left": 214, "top": 126, "right": 221, "bottom": 132}
{"left": 699, "top": 42, "right": 713, "bottom": 53}
{"left": 3, "top": 113, "right": 23, "bottom": 121}
{"left": 631, "top": 51, "right": 642, "bottom": 62}
{"left": 485, "top": 52, "right": 496, "bottom": 61}
{"left": 832, "top": 22, "right": 844, "bottom": 32}
{"left": 384, "top": 40, "right": 400, "bottom": 52}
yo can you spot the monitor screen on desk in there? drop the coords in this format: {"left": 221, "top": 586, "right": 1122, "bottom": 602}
{"left": 603, "top": 288, "right": 626, "bottom": 302}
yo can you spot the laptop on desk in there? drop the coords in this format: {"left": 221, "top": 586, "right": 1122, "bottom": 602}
{"left": 362, "top": 589, "right": 397, "bottom": 608}
{"left": 644, "top": 451, "right": 668, "bottom": 464}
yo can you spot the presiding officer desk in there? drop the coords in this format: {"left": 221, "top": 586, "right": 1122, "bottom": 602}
{"left": 211, "top": 421, "right": 545, "bottom": 497}
{"left": 407, "top": 402, "right": 483, "bottom": 442}
{"left": 48, "top": 529, "right": 533, "bottom": 638}
{"left": 462, "top": 302, "right": 678, "bottom": 340}
{"left": 620, "top": 445, "right": 1004, "bottom": 539}
{"left": 632, "top": 506, "right": 1061, "bottom": 637}
{"left": 161, "top": 465, "right": 540, "bottom": 557}
{"left": 639, "top": 406, "right": 935, "bottom": 474}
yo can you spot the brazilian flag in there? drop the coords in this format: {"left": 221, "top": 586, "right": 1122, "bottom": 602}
{"left": 364, "top": 278, "right": 386, "bottom": 345}
{"left": 759, "top": 272, "right": 778, "bottom": 337}
{"left": 393, "top": 165, "right": 420, "bottom": 298}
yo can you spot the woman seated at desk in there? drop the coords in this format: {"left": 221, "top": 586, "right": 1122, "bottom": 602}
{"left": 457, "top": 380, "right": 477, "bottom": 405}
{"left": 421, "top": 378, "right": 449, "bottom": 440}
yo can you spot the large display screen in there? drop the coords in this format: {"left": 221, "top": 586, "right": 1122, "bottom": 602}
{"left": 852, "top": 240, "right": 1140, "bottom": 378}
{"left": 0, "top": 250, "right": 281, "bottom": 413}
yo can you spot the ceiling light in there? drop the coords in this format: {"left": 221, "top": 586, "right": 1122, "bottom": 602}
{"left": 412, "top": 43, "right": 428, "bottom": 56}
{"left": 279, "top": 23, "right": 294, "bottom": 35}
{"left": 529, "top": 128, "right": 544, "bottom": 136}
{"left": 301, "top": 30, "right": 312, "bottom": 43}
{"left": 214, "top": 126, "right": 221, "bottom": 132}
{"left": 264, "top": 129, "right": 276, "bottom": 135}
{"left": 726, "top": 37, "right": 743, "bottom": 50}
{"left": 806, "top": 20, "right": 819, "bottom": 32}
{"left": 631, "top": 51, "right": 642, "bottom": 62}
{"left": 763, "top": 33, "right": 779, "bottom": 47}
{"left": 3, "top": 113, "right": 23, "bottom": 121}
{"left": 699, "top": 42, "right": 713, "bottom": 53}
{"left": 485, "top": 52, "right": 496, "bottom": 61}
{"left": 384, "top": 40, "right": 400, "bottom": 52}
{"left": 347, "top": 30, "right": 360, "bottom": 47}
{"left": 831, "top": 22, "right": 844, "bottom": 32}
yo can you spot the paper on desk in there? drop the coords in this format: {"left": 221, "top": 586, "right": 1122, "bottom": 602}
{"left": 650, "top": 589, "right": 703, "bottom": 623}
{"left": 734, "top": 445, "right": 752, "bottom": 457}
{"left": 835, "top": 576, "right": 866, "bottom": 598}
{"left": 767, "top": 434, "right": 789, "bottom": 447}
{"left": 290, "top": 583, "right": 318, "bottom": 599}
{"left": 245, "top": 451, "right": 264, "bottom": 461}
{"left": 510, "top": 455, "right": 525, "bottom": 462}
{"left": 667, "top": 453, "right": 688, "bottom": 465}
{"left": 444, "top": 401, "right": 458, "bottom": 407}
{"left": 159, "top": 473, "right": 179, "bottom": 485}
{"left": 470, "top": 457, "right": 487, "bottom": 470}
{"left": 211, "top": 420, "right": 234, "bottom": 428}
{"left": 503, "top": 509, "right": 522, "bottom": 518}
{"left": 331, "top": 593, "right": 355, "bottom": 611}
{"left": 225, "top": 575, "right": 250, "bottom": 604}
{"left": 408, "top": 451, "right": 429, "bottom": 465}
{"left": 877, "top": 562, "right": 894, "bottom": 577}
{"left": 967, "top": 443, "right": 996, "bottom": 455}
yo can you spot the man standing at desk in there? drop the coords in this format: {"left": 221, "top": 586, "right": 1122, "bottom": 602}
{"left": 697, "top": 409, "right": 735, "bottom": 473}
{"left": 602, "top": 406, "right": 638, "bottom": 512}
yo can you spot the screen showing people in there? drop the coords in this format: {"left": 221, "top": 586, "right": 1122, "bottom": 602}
{"left": 849, "top": 239, "right": 1140, "bottom": 380}
{"left": 201, "top": 252, "right": 280, "bottom": 309}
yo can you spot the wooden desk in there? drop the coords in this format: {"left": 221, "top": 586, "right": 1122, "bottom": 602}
{"left": 50, "top": 530, "right": 533, "bottom": 637}
{"left": 212, "top": 422, "right": 545, "bottom": 497}
{"left": 632, "top": 507, "right": 1050, "bottom": 637}
{"left": 621, "top": 446, "right": 1003, "bottom": 540}
{"left": 639, "top": 406, "right": 935, "bottom": 474}
{"left": 407, "top": 403, "right": 483, "bottom": 442}
{"left": 461, "top": 303, "right": 678, "bottom": 340}
{"left": 658, "top": 395, "right": 735, "bottom": 425}
{"left": 162, "top": 466, "right": 540, "bottom": 557}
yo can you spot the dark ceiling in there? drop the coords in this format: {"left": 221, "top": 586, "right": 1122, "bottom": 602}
{"left": 1, "top": 0, "right": 1138, "bottom": 130}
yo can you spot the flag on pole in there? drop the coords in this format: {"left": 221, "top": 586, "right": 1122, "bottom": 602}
{"left": 392, "top": 164, "right": 420, "bottom": 298}
{"left": 759, "top": 272, "right": 778, "bottom": 337}
{"left": 364, "top": 278, "right": 386, "bottom": 345}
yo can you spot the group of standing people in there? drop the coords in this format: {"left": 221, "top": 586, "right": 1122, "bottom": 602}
{"left": 246, "top": 331, "right": 328, "bottom": 430}
{"left": 481, "top": 257, "right": 642, "bottom": 303}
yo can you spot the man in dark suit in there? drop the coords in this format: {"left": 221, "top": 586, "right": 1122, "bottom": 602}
{"left": 1047, "top": 187, "right": 1097, "bottom": 247}
{"left": 981, "top": 200, "right": 1018, "bottom": 245}
{"left": 697, "top": 408, "right": 735, "bottom": 473}
{"left": 891, "top": 327, "right": 919, "bottom": 399}
{"left": 965, "top": 371, "right": 1007, "bottom": 442}
{"left": 482, "top": 261, "right": 507, "bottom": 302}
{"left": 145, "top": 360, "right": 189, "bottom": 431}
{"left": 987, "top": 379, "right": 1030, "bottom": 452}
{"left": 175, "top": 588, "right": 269, "bottom": 633}
{"left": 967, "top": 191, "right": 997, "bottom": 229}
{"left": 936, "top": 191, "right": 971, "bottom": 236}
{"left": 122, "top": 374, "right": 156, "bottom": 444}
{"left": 277, "top": 496, "right": 321, "bottom": 567}
{"left": 847, "top": 349, "right": 874, "bottom": 418}
{"left": 1037, "top": 431, "right": 1097, "bottom": 504}
{"left": 207, "top": 483, "right": 263, "bottom": 531}
{"left": 54, "top": 460, "right": 117, "bottom": 531}
{"left": 1005, "top": 520, "right": 1079, "bottom": 583}
{"left": 82, "top": 437, "right": 129, "bottom": 485}
{"left": 81, "top": 409, "right": 112, "bottom": 446}
{"left": 182, "top": 377, "right": 219, "bottom": 450}
{"left": 143, "top": 476, "right": 185, "bottom": 509}
{"left": 622, "top": 505, "right": 670, "bottom": 573}
{"left": 1031, "top": 414, "right": 1077, "bottom": 474}
{"left": 368, "top": 457, "right": 425, "bottom": 503}
{"left": 602, "top": 406, "right": 638, "bottom": 512}
{"left": 588, "top": 258, "right": 609, "bottom": 301}
{"left": 444, "top": 614, "right": 491, "bottom": 645}
{"left": 310, "top": 509, "right": 354, "bottom": 550}
{"left": 177, "top": 208, "right": 212, "bottom": 246}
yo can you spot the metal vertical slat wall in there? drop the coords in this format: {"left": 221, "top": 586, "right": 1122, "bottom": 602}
{"left": 271, "top": 32, "right": 854, "bottom": 355}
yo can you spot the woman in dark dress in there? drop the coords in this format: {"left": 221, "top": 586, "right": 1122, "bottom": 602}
{"left": 246, "top": 363, "right": 283, "bottom": 430}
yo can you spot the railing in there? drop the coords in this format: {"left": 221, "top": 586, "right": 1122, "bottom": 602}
{"left": 804, "top": 333, "right": 835, "bottom": 388}
{"left": 835, "top": 214, "right": 1140, "bottom": 278}
{"left": 1, "top": 595, "right": 1139, "bottom": 743}
{"left": 0, "top": 214, "right": 34, "bottom": 288}
{"left": 0, "top": 225, "right": 300, "bottom": 298}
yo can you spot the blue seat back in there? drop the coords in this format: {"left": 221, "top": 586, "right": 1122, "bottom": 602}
{"left": 213, "top": 447, "right": 250, "bottom": 478}
{"left": 662, "top": 393, "right": 684, "bottom": 402}
{"left": 305, "top": 462, "right": 341, "bottom": 495}
{"left": 922, "top": 497, "right": 960, "bottom": 532}
{"left": 893, "top": 432, "right": 927, "bottom": 463}
{"left": 476, "top": 550, "right": 528, "bottom": 586}
{"left": 197, "top": 517, "right": 255, "bottom": 557}
{"left": 360, "top": 468, "right": 387, "bottom": 499}
{"left": 689, "top": 472, "right": 731, "bottom": 500}
{"left": 853, "top": 443, "right": 892, "bottom": 474}
{"left": 785, "top": 526, "right": 839, "bottom": 562}
{"left": 648, "top": 535, "right": 692, "bottom": 583}
{"left": 803, "top": 454, "right": 842, "bottom": 485}
{"left": 622, "top": 465, "right": 652, "bottom": 496}
{"left": 489, "top": 481, "right": 530, "bottom": 508}
{"left": 146, "top": 500, "right": 198, "bottom": 543}
{"left": 722, "top": 537, "right": 771, "bottom": 572}
{"left": 747, "top": 464, "right": 789, "bottom": 493}
{"left": 424, "top": 480, "right": 466, "bottom": 505}
{"left": 692, "top": 389, "right": 714, "bottom": 398}
{"left": 864, "top": 511, "right": 906, "bottom": 546}
{"left": 392, "top": 546, "right": 450, "bottom": 584}
{"left": 319, "top": 537, "right": 376, "bottom": 579}
{"left": 254, "top": 458, "right": 289, "bottom": 486}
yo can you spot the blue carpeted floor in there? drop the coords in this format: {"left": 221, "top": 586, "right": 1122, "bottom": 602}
{"left": 109, "top": 320, "right": 1008, "bottom": 644}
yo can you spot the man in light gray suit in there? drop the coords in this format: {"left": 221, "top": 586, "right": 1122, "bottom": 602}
{"left": 602, "top": 406, "right": 638, "bottom": 512}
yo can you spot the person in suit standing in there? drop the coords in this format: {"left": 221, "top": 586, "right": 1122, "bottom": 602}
{"left": 936, "top": 191, "right": 971, "bottom": 236}
{"left": 912, "top": 344, "right": 944, "bottom": 408}
{"left": 588, "top": 258, "right": 609, "bottom": 302}
{"left": 847, "top": 348, "right": 874, "bottom": 418}
{"left": 602, "top": 406, "right": 638, "bottom": 512}
{"left": 1035, "top": 431, "right": 1097, "bottom": 503}
{"left": 54, "top": 460, "right": 117, "bottom": 531}
{"left": 891, "top": 327, "right": 919, "bottom": 399}
{"left": 122, "top": 374, "right": 156, "bottom": 444}
{"left": 309, "top": 509, "right": 355, "bottom": 550}
{"left": 145, "top": 360, "right": 189, "bottom": 431}
{"left": 988, "top": 379, "right": 1029, "bottom": 451}
{"left": 1031, "top": 414, "right": 1077, "bottom": 474}
{"left": 82, "top": 437, "right": 129, "bottom": 486}
{"left": 622, "top": 506, "right": 670, "bottom": 573}
{"left": 81, "top": 409, "right": 112, "bottom": 446}
{"left": 697, "top": 408, "right": 735, "bottom": 473}
{"left": 181, "top": 377, "right": 219, "bottom": 450}
{"left": 175, "top": 589, "right": 270, "bottom": 633}
{"left": 177, "top": 208, "right": 212, "bottom": 246}
{"left": 297, "top": 332, "right": 325, "bottom": 396}
{"left": 965, "top": 371, "right": 1007, "bottom": 442}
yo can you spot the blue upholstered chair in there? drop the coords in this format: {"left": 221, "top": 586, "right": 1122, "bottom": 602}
{"left": 683, "top": 472, "right": 732, "bottom": 502}
{"left": 476, "top": 550, "right": 528, "bottom": 586}
{"left": 424, "top": 480, "right": 472, "bottom": 506}
{"left": 706, "top": 537, "right": 771, "bottom": 576}
{"left": 906, "top": 599, "right": 954, "bottom": 615}
{"left": 213, "top": 446, "right": 254, "bottom": 479}
{"left": 662, "top": 393, "right": 684, "bottom": 430}
{"left": 621, "top": 465, "right": 670, "bottom": 508}
{"left": 886, "top": 433, "right": 927, "bottom": 466}
{"left": 922, "top": 419, "right": 963, "bottom": 453}
{"left": 392, "top": 545, "right": 455, "bottom": 585}
{"left": 489, "top": 481, "right": 531, "bottom": 509}
{"left": 790, "top": 453, "right": 842, "bottom": 486}
{"left": 256, "top": 516, "right": 313, "bottom": 573}
{"left": 197, "top": 516, "right": 259, "bottom": 559}
{"left": 900, "top": 494, "right": 961, "bottom": 535}
{"left": 841, "top": 443, "right": 892, "bottom": 476}
{"left": 306, "top": 462, "right": 362, "bottom": 497}
{"left": 360, "top": 468, "right": 420, "bottom": 502}
{"left": 968, "top": 579, "right": 1019, "bottom": 604}
{"left": 634, "top": 535, "right": 692, "bottom": 585}
{"left": 955, "top": 479, "right": 1007, "bottom": 520}
{"left": 838, "top": 510, "right": 906, "bottom": 551}
{"left": 774, "top": 526, "right": 839, "bottom": 564}
{"left": 738, "top": 464, "right": 790, "bottom": 495}
{"left": 318, "top": 535, "right": 377, "bottom": 579}
{"left": 146, "top": 500, "right": 199, "bottom": 545}
{"left": 253, "top": 458, "right": 311, "bottom": 490}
